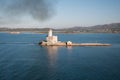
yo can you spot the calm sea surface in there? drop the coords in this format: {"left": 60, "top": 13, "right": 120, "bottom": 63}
{"left": 0, "top": 33, "right": 120, "bottom": 80}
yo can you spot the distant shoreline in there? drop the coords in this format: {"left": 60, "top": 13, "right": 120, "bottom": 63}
{"left": 0, "top": 23, "right": 120, "bottom": 33}
{"left": 0, "top": 31, "right": 119, "bottom": 34}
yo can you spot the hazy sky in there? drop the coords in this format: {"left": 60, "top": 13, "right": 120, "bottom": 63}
{"left": 0, "top": 0, "right": 120, "bottom": 28}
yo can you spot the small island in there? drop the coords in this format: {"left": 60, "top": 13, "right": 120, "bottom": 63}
{"left": 39, "top": 29, "right": 111, "bottom": 46}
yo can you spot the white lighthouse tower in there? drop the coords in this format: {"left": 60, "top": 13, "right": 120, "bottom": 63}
{"left": 48, "top": 29, "right": 52, "bottom": 37}
{"left": 46, "top": 29, "right": 58, "bottom": 43}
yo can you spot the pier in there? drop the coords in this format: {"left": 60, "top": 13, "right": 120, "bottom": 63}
{"left": 40, "top": 42, "right": 111, "bottom": 46}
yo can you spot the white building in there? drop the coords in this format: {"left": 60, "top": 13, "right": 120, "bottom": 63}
{"left": 48, "top": 29, "right": 52, "bottom": 37}
{"left": 46, "top": 29, "right": 58, "bottom": 43}
{"left": 66, "top": 41, "right": 72, "bottom": 46}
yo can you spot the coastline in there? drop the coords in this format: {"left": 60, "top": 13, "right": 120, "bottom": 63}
{"left": 0, "top": 31, "right": 119, "bottom": 34}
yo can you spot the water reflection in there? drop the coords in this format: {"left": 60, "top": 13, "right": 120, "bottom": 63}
{"left": 66, "top": 46, "right": 72, "bottom": 54}
{"left": 67, "top": 46, "right": 72, "bottom": 51}
{"left": 46, "top": 46, "right": 58, "bottom": 67}
{"left": 46, "top": 46, "right": 73, "bottom": 67}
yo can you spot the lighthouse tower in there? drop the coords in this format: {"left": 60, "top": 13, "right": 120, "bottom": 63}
{"left": 46, "top": 29, "right": 58, "bottom": 43}
{"left": 48, "top": 29, "right": 52, "bottom": 37}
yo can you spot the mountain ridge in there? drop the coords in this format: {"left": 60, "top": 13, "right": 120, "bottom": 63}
{"left": 0, "top": 23, "right": 120, "bottom": 33}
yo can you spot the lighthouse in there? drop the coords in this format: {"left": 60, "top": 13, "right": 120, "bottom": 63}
{"left": 46, "top": 29, "right": 58, "bottom": 43}
{"left": 48, "top": 29, "right": 52, "bottom": 37}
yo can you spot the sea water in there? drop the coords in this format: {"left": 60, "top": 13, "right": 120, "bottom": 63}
{"left": 0, "top": 33, "right": 120, "bottom": 80}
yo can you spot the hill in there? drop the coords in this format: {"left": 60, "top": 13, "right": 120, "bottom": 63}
{"left": 0, "top": 23, "right": 120, "bottom": 33}
{"left": 56, "top": 23, "right": 120, "bottom": 33}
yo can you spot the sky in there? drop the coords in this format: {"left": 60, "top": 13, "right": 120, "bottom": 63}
{"left": 0, "top": 0, "right": 120, "bottom": 28}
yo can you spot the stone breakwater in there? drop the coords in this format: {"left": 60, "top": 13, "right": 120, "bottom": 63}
{"left": 39, "top": 42, "right": 111, "bottom": 46}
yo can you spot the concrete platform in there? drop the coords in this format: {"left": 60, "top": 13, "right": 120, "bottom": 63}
{"left": 39, "top": 42, "right": 111, "bottom": 46}
{"left": 72, "top": 43, "right": 111, "bottom": 46}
